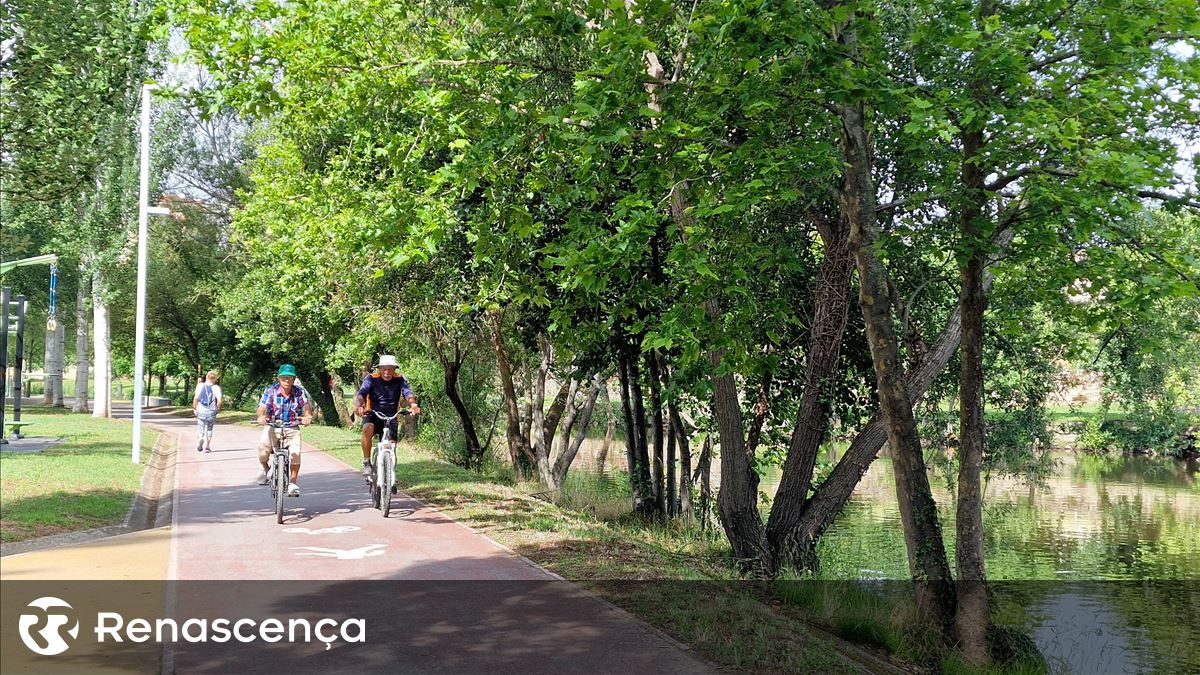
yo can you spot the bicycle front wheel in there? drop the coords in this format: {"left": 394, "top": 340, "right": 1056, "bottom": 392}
{"left": 275, "top": 456, "right": 287, "bottom": 524}
{"left": 381, "top": 452, "right": 394, "bottom": 518}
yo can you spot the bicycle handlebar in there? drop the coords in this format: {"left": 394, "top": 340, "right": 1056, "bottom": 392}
{"left": 369, "top": 409, "right": 412, "bottom": 423}
{"left": 257, "top": 417, "right": 310, "bottom": 427}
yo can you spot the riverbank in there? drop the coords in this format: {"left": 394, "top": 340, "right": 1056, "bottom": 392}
{"left": 296, "top": 423, "right": 916, "bottom": 674}
{"left": 360, "top": 429, "right": 1197, "bottom": 673}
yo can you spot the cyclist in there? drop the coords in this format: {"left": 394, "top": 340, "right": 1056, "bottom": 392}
{"left": 255, "top": 364, "right": 313, "bottom": 496}
{"left": 354, "top": 355, "right": 421, "bottom": 477}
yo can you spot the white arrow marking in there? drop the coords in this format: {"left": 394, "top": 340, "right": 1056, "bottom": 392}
{"left": 283, "top": 526, "right": 361, "bottom": 536}
{"left": 291, "top": 544, "right": 387, "bottom": 560}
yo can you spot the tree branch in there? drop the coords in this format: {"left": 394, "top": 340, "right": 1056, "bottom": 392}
{"left": 985, "top": 165, "right": 1200, "bottom": 210}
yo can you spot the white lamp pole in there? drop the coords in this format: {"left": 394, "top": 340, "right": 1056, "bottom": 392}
{"left": 132, "top": 83, "right": 166, "bottom": 465}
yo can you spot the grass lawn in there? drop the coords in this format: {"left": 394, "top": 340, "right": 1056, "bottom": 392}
{"left": 156, "top": 405, "right": 257, "bottom": 425}
{"left": 0, "top": 406, "right": 156, "bottom": 542}
{"left": 1044, "top": 402, "right": 1129, "bottom": 423}
{"left": 293, "top": 423, "right": 874, "bottom": 674}
{"left": 24, "top": 376, "right": 141, "bottom": 401}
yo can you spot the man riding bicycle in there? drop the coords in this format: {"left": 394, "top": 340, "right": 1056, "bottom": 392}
{"left": 354, "top": 355, "right": 421, "bottom": 476}
{"left": 255, "top": 364, "right": 313, "bottom": 496}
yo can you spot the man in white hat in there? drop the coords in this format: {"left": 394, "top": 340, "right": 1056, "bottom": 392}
{"left": 354, "top": 355, "right": 421, "bottom": 476}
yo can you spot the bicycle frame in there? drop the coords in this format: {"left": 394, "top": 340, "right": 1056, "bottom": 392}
{"left": 367, "top": 410, "right": 407, "bottom": 517}
{"left": 265, "top": 420, "right": 295, "bottom": 524}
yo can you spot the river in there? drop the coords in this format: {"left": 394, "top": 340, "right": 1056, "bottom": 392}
{"left": 576, "top": 439, "right": 1199, "bottom": 672}
{"left": 801, "top": 450, "right": 1199, "bottom": 674}
{"left": 797, "top": 451, "right": 1199, "bottom": 581}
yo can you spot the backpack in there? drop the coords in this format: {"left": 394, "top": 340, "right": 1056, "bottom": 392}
{"left": 198, "top": 383, "right": 216, "bottom": 407}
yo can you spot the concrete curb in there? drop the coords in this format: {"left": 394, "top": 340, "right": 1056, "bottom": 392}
{"left": 125, "top": 430, "right": 178, "bottom": 531}
{"left": 0, "top": 428, "right": 178, "bottom": 558}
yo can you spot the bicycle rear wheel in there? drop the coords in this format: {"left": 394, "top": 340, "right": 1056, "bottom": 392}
{"left": 381, "top": 451, "right": 394, "bottom": 518}
{"left": 275, "top": 455, "right": 287, "bottom": 524}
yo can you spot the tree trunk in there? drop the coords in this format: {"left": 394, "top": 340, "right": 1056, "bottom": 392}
{"left": 666, "top": 407, "right": 677, "bottom": 517}
{"left": 671, "top": 400, "right": 694, "bottom": 527}
{"left": 436, "top": 341, "right": 484, "bottom": 469}
{"left": 331, "top": 373, "right": 353, "bottom": 426}
{"left": 617, "top": 351, "right": 650, "bottom": 511}
{"left": 158, "top": 372, "right": 167, "bottom": 397}
{"left": 598, "top": 384, "right": 614, "bottom": 470}
{"left": 521, "top": 367, "right": 534, "bottom": 452}
{"left": 91, "top": 268, "right": 111, "bottom": 418}
{"left": 527, "top": 334, "right": 575, "bottom": 486}
{"left": 955, "top": 204, "right": 990, "bottom": 665}
{"left": 670, "top": 180, "right": 767, "bottom": 569}
{"left": 628, "top": 351, "right": 658, "bottom": 516}
{"left": 312, "top": 370, "right": 349, "bottom": 426}
{"left": 403, "top": 407, "right": 417, "bottom": 440}
{"left": 541, "top": 373, "right": 573, "bottom": 458}
{"left": 532, "top": 335, "right": 554, "bottom": 486}
{"left": 558, "top": 379, "right": 582, "bottom": 459}
{"left": 551, "top": 374, "right": 603, "bottom": 488}
{"left": 955, "top": 11, "right": 994, "bottom": 657}
{"left": 838, "top": 97, "right": 954, "bottom": 626}
{"left": 781, "top": 229, "right": 1016, "bottom": 566}
{"left": 489, "top": 312, "right": 532, "bottom": 476}
{"left": 72, "top": 265, "right": 91, "bottom": 413}
{"left": 647, "top": 351, "right": 666, "bottom": 513}
{"left": 765, "top": 211, "right": 855, "bottom": 570}
{"left": 745, "top": 372, "right": 773, "bottom": 456}
{"left": 697, "top": 432, "right": 713, "bottom": 529}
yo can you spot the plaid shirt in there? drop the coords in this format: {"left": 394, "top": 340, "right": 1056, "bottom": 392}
{"left": 259, "top": 383, "right": 310, "bottom": 428}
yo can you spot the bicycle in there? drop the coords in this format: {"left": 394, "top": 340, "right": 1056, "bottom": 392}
{"left": 366, "top": 409, "right": 411, "bottom": 518}
{"left": 262, "top": 418, "right": 301, "bottom": 524}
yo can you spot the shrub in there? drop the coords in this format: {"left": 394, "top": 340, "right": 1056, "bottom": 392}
{"left": 1077, "top": 417, "right": 1115, "bottom": 453}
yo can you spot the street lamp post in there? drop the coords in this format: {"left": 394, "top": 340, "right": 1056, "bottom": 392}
{"left": 132, "top": 83, "right": 168, "bottom": 465}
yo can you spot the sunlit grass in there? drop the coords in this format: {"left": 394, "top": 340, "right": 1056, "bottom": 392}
{"left": 0, "top": 407, "right": 155, "bottom": 542}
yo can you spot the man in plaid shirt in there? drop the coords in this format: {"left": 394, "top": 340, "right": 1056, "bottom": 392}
{"left": 255, "top": 364, "right": 313, "bottom": 496}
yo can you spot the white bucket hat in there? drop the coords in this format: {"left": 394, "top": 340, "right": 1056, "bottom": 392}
{"left": 376, "top": 355, "right": 399, "bottom": 368}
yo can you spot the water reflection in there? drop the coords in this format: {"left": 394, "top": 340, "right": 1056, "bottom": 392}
{"left": 572, "top": 437, "right": 1199, "bottom": 580}
{"left": 698, "top": 446, "right": 1200, "bottom": 582}
{"left": 571, "top": 437, "right": 1199, "bottom": 673}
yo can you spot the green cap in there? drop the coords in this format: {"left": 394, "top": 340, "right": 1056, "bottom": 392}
{"left": 277, "top": 364, "right": 297, "bottom": 377}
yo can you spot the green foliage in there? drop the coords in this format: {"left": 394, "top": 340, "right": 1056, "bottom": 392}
{"left": 1, "top": 0, "right": 161, "bottom": 203}
{"left": 1076, "top": 416, "right": 1115, "bottom": 453}
{"left": 1103, "top": 413, "right": 1194, "bottom": 456}
{"left": 162, "top": 0, "right": 1200, "bottom": 593}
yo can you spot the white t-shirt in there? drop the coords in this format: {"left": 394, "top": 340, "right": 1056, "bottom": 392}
{"left": 194, "top": 382, "right": 223, "bottom": 415}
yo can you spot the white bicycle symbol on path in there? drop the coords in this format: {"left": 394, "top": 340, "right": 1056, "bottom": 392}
{"left": 291, "top": 544, "right": 387, "bottom": 560}
{"left": 283, "top": 526, "right": 361, "bottom": 536}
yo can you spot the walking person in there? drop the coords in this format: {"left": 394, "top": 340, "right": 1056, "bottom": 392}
{"left": 192, "top": 370, "right": 223, "bottom": 453}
